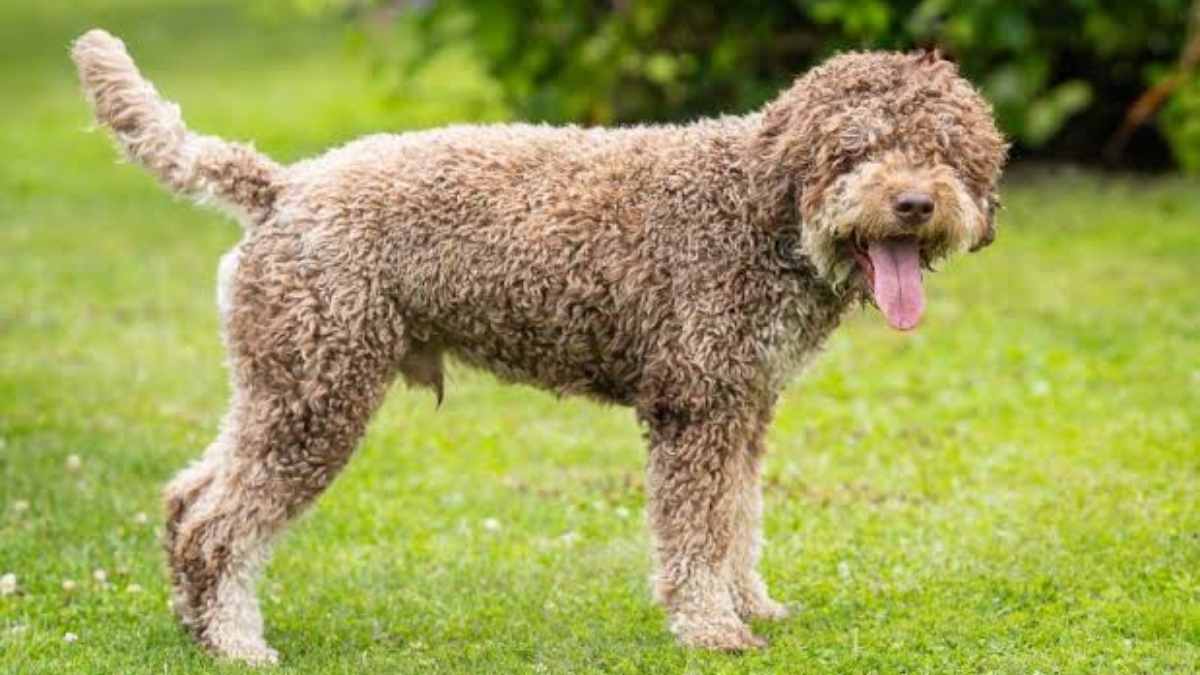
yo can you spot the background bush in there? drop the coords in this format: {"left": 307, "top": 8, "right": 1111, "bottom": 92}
{"left": 338, "top": 0, "right": 1200, "bottom": 171}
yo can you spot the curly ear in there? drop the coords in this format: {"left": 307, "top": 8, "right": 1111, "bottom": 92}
{"left": 968, "top": 222, "right": 995, "bottom": 252}
{"left": 969, "top": 197, "right": 999, "bottom": 252}
{"left": 748, "top": 90, "right": 891, "bottom": 229}
{"left": 746, "top": 87, "right": 808, "bottom": 229}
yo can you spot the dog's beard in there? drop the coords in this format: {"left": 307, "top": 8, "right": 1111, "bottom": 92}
{"left": 805, "top": 229, "right": 927, "bottom": 331}
{"left": 852, "top": 238, "right": 925, "bottom": 330}
{"left": 805, "top": 206, "right": 977, "bottom": 332}
{"left": 803, "top": 161, "right": 988, "bottom": 331}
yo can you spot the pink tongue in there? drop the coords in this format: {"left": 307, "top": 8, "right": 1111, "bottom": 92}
{"left": 867, "top": 239, "right": 925, "bottom": 331}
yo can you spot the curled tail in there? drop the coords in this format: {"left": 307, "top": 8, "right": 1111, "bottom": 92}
{"left": 71, "top": 29, "right": 280, "bottom": 226}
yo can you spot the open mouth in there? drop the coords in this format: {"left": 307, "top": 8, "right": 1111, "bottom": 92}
{"left": 852, "top": 237, "right": 926, "bottom": 331}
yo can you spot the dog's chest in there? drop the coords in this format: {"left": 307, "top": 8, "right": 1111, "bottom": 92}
{"left": 757, "top": 275, "right": 848, "bottom": 392}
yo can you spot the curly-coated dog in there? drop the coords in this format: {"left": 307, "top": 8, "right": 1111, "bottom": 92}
{"left": 72, "top": 29, "right": 1006, "bottom": 664}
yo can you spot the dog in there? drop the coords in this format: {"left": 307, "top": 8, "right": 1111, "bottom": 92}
{"left": 72, "top": 29, "right": 1006, "bottom": 664}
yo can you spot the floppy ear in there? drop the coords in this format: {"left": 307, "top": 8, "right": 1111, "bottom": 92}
{"left": 968, "top": 222, "right": 995, "bottom": 252}
{"left": 746, "top": 84, "right": 810, "bottom": 230}
{"left": 750, "top": 98, "right": 893, "bottom": 230}
{"left": 969, "top": 195, "right": 999, "bottom": 252}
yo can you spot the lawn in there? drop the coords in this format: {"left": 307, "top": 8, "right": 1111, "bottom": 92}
{"left": 2, "top": 1, "right": 1199, "bottom": 673}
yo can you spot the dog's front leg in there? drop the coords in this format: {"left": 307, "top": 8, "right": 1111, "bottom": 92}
{"left": 727, "top": 433, "right": 790, "bottom": 621}
{"left": 643, "top": 406, "right": 767, "bottom": 651}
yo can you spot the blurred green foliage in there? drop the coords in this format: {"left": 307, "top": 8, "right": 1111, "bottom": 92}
{"left": 344, "top": 0, "right": 1197, "bottom": 170}
{"left": 1164, "top": 77, "right": 1200, "bottom": 171}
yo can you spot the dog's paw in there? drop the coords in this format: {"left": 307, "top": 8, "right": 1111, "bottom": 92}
{"left": 729, "top": 577, "right": 792, "bottom": 622}
{"left": 736, "top": 595, "right": 792, "bottom": 622}
{"left": 673, "top": 615, "right": 767, "bottom": 652}
{"left": 208, "top": 637, "right": 280, "bottom": 667}
{"left": 227, "top": 645, "right": 279, "bottom": 667}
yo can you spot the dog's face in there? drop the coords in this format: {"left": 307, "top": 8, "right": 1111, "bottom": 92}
{"left": 806, "top": 149, "right": 1000, "bottom": 331}
{"left": 752, "top": 51, "right": 1007, "bottom": 331}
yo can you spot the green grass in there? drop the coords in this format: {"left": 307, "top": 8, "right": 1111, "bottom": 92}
{"left": 2, "top": 1, "right": 1199, "bottom": 672}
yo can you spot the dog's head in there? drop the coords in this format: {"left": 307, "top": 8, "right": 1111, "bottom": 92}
{"left": 750, "top": 51, "right": 1007, "bottom": 331}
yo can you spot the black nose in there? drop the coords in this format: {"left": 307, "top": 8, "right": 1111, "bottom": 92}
{"left": 893, "top": 191, "right": 934, "bottom": 226}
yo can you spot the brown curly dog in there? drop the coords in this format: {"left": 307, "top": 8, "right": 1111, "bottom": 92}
{"left": 72, "top": 28, "right": 1006, "bottom": 664}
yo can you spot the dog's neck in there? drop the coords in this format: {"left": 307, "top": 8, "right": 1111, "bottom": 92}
{"left": 723, "top": 113, "right": 849, "bottom": 302}
{"left": 648, "top": 115, "right": 856, "bottom": 381}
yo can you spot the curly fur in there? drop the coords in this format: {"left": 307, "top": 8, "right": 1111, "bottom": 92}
{"left": 72, "top": 29, "right": 1006, "bottom": 664}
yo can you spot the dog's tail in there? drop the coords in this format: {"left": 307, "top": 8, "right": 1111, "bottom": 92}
{"left": 71, "top": 29, "right": 280, "bottom": 226}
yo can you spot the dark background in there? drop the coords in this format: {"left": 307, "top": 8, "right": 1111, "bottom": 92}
{"left": 342, "top": 0, "right": 1200, "bottom": 173}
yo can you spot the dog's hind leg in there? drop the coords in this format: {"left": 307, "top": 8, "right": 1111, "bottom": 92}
{"left": 165, "top": 307, "right": 400, "bottom": 665}
{"left": 162, "top": 422, "right": 233, "bottom": 599}
{"left": 642, "top": 404, "right": 769, "bottom": 651}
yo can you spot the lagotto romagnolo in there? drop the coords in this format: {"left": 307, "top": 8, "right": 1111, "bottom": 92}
{"left": 72, "top": 28, "right": 1006, "bottom": 664}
